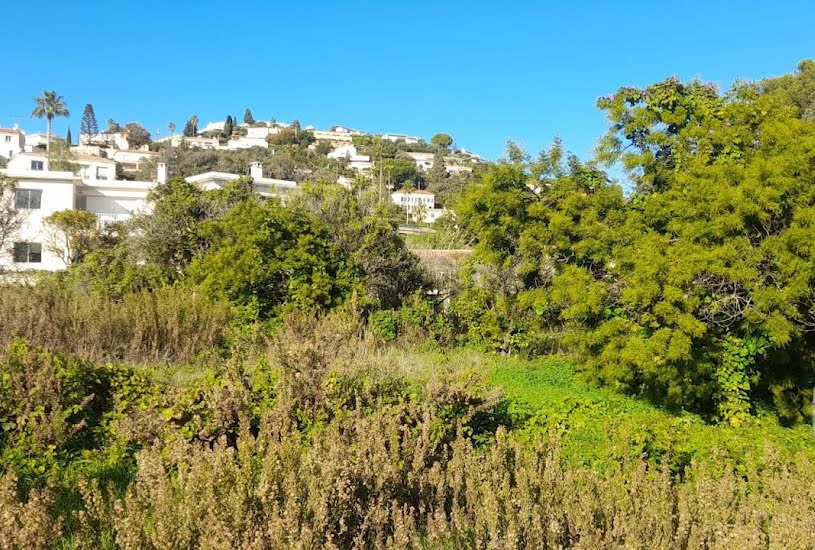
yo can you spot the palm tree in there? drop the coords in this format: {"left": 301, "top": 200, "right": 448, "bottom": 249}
{"left": 168, "top": 122, "right": 176, "bottom": 137}
{"left": 31, "top": 90, "right": 70, "bottom": 155}
{"left": 412, "top": 202, "right": 429, "bottom": 225}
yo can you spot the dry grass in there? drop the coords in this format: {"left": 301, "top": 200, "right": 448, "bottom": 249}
{"left": 25, "top": 424, "right": 815, "bottom": 549}
{"left": 2, "top": 308, "right": 815, "bottom": 549}
{"left": 0, "top": 282, "right": 234, "bottom": 363}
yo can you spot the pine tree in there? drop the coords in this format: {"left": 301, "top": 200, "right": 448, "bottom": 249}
{"left": 244, "top": 108, "right": 255, "bottom": 125}
{"left": 80, "top": 104, "right": 99, "bottom": 139}
{"left": 223, "top": 115, "right": 234, "bottom": 137}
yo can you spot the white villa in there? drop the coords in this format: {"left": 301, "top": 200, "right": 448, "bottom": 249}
{"left": 382, "top": 133, "right": 421, "bottom": 145}
{"left": 157, "top": 135, "right": 220, "bottom": 149}
{"left": 0, "top": 152, "right": 297, "bottom": 272}
{"left": 327, "top": 144, "right": 372, "bottom": 172}
{"left": 80, "top": 131, "right": 131, "bottom": 150}
{"left": 0, "top": 128, "right": 25, "bottom": 161}
{"left": 390, "top": 188, "right": 445, "bottom": 224}
{"left": 312, "top": 126, "right": 365, "bottom": 143}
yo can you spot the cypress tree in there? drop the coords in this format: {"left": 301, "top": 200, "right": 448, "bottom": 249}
{"left": 244, "top": 108, "right": 255, "bottom": 125}
{"left": 224, "top": 115, "right": 234, "bottom": 137}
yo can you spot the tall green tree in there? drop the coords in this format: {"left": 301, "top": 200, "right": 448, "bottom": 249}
{"left": 431, "top": 133, "right": 453, "bottom": 150}
{"left": 183, "top": 115, "right": 199, "bottom": 137}
{"left": 80, "top": 104, "right": 99, "bottom": 140}
{"left": 124, "top": 122, "right": 151, "bottom": 148}
{"left": 31, "top": 90, "right": 69, "bottom": 155}
{"left": 65, "top": 127, "right": 72, "bottom": 145}
{"left": 243, "top": 108, "right": 255, "bottom": 125}
{"left": 761, "top": 58, "right": 815, "bottom": 121}
{"left": 187, "top": 198, "right": 354, "bottom": 317}
{"left": 223, "top": 115, "right": 234, "bottom": 137}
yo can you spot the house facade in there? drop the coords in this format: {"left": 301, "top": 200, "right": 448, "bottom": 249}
{"left": 0, "top": 128, "right": 25, "bottom": 161}
{"left": 0, "top": 156, "right": 296, "bottom": 272}
{"left": 390, "top": 188, "right": 445, "bottom": 224}
{"left": 327, "top": 144, "right": 373, "bottom": 172}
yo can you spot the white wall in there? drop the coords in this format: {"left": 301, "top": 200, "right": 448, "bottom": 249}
{"left": 0, "top": 131, "right": 24, "bottom": 160}
{"left": 0, "top": 173, "right": 77, "bottom": 271}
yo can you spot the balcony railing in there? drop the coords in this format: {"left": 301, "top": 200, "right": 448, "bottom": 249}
{"left": 96, "top": 212, "right": 132, "bottom": 227}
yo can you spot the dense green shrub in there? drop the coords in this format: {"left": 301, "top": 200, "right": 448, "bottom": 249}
{"left": 455, "top": 68, "right": 815, "bottom": 423}
{"left": 368, "top": 310, "right": 398, "bottom": 342}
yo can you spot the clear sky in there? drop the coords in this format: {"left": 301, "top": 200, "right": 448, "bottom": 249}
{"left": 2, "top": 0, "right": 813, "bottom": 160}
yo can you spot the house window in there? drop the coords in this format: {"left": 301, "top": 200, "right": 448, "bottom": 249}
{"left": 4, "top": 136, "right": 10, "bottom": 143}
{"left": 30, "top": 160, "right": 44, "bottom": 171}
{"left": 12, "top": 242, "right": 42, "bottom": 263}
{"left": 14, "top": 188, "right": 42, "bottom": 209}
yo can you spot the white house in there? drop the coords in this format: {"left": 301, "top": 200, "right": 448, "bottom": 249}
{"left": 109, "top": 149, "right": 158, "bottom": 173}
{"left": 1, "top": 154, "right": 155, "bottom": 270}
{"left": 382, "top": 133, "right": 422, "bottom": 145}
{"left": 391, "top": 188, "right": 435, "bottom": 209}
{"left": 390, "top": 188, "right": 444, "bottom": 223}
{"left": 23, "top": 133, "right": 57, "bottom": 152}
{"left": 81, "top": 131, "right": 131, "bottom": 150}
{"left": 0, "top": 128, "right": 25, "bottom": 161}
{"left": 226, "top": 136, "right": 270, "bottom": 150}
{"left": 404, "top": 152, "right": 474, "bottom": 175}
{"left": 185, "top": 162, "right": 297, "bottom": 198}
{"left": 406, "top": 152, "right": 435, "bottom": 171}
{"left": 327, "top": 144, "right": 372, "bottom": 172}
{"left": 312, "top": 126, "right": 365, "bottom": 143}
{"left": 157, "top": 135, "right": 220, "bottom": 149}
{"left": 0, "top": 155, "right": 298, "bottom": 271}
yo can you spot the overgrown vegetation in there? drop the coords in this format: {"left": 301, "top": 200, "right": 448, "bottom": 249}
{"left": 453, "top": 61, "right": 815, "bottom": 426}
{"left": 3, "top": 62, "right": 815, "bottom": 548}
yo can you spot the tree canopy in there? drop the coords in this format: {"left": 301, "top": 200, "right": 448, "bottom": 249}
{"left": 456, "top": 68, "right": 815, "bottom": 425}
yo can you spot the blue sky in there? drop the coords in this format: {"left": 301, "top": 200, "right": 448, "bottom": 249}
{"left": 2, "top": 1, "right": 813, "bottom": 160}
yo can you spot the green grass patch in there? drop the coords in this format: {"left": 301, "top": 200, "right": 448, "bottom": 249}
{"left": 487, "top": 355, "right": 815, "bottom": 474}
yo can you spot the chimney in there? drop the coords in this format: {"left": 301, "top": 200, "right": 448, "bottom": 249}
{"left": 157, "top": 162, "right": 167, "bottom": 184}
{"left": 250, "top": 162, "right": 263, "bottom": 180}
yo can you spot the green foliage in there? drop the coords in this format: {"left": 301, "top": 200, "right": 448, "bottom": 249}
{"left": 376, "top": 154, "right": 421, "bottom": 188}
{"left": 488, "top": 354, "right": 815, "bottom": 473}
{"left": 123, "top": 122, "right": 150, "bottom": 148}
{"left": 431, "top": 132, "right": 454, "bottom": 149}
{"left": 186, "top": 198, "right": 354, "bottom": 317}
{"left": 368, "top": 310, "right": 398, "bottom": 342}
{"left": 455, "top": 69, "right": 815, "bottom": 423}
{"left": 266, "top": 126, "right": 316, "bottom": 147}
{"left": 0, "top": 340, "right": 118, "bottom": 479}
{"left": 761, "top": 58, "right": 815, "bottom": 121}
{"left": 43, "top": 209, "right": 102, "bottom": 265}
{"left": 223, "top": 114, "right": 234, "bottom": 137}
{"left": 80, "top": 103, "right": 98, "bottom": 137}
{"left": 291, "top": 180, "right": 424, "bottom": 309}
{"left": 182, "top": 115, "right": 198, "bottom": 137}
{"left": 47, "top": 140, "right": 80, "bottom": 173}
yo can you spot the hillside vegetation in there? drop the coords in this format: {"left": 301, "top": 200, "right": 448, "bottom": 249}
{"left": 3, "top": 61, "right": 815, "bottom": 548}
